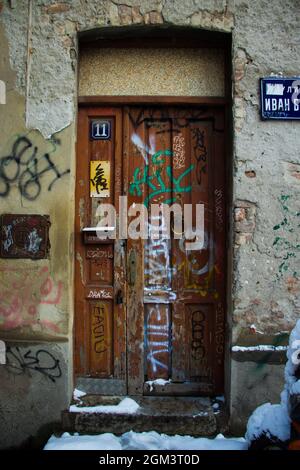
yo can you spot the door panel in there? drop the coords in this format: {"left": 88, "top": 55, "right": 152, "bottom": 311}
{"left": 75, "top": 107, "right": 126, "bottom": 394}
{"left": 125, "top": 107, "right": 226, "bottom": 396}
{"left": 75, "top": 105, "right": 226, "bottom": 397}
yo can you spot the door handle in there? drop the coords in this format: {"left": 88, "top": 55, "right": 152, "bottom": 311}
{"left": 81, "top": 226, "right": 115, "bottom": 232}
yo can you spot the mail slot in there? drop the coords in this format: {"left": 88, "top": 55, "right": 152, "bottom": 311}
{"left": 81, "top": 226, "right": 115, "bottom": 244}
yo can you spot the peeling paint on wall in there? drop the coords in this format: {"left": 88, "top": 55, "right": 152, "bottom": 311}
{"left": 273, "top": 195, "right": 300, "bottom": 280}
{"left": 0, "top": 266, "right": 64, "bottom": 333}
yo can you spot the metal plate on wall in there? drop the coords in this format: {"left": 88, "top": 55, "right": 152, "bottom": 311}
{"left": 260, "top": 77, "right": 300, "bottom": 120}
{"left": 0, "top": 214, "right": 50, "bottom": 259}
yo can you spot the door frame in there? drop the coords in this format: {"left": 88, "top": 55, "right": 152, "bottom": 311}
{"left": 74, "top": 96, "right": 231, "bottom": 398}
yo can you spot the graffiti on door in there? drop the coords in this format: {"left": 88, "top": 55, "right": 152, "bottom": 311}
{"left": 129, "top": 134, "right": 193, "bottom": 206}
{"left": 146, "top": 304, "right": 170, "bottom": 377}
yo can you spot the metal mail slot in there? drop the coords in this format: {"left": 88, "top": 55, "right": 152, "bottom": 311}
{"left": 81, "top": 226, "right": 115, "bottom": 244}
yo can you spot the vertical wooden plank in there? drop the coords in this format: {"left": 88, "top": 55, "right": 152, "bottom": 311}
{"left": 113, "top": 108, "right": 126, "bottom": 381}
{"left": 144, "top": 119, "right": 172, "bottom": 291}
{"left": 171, "top": 114, "right": 190, "bottom": 382}
{"left": 143, "top": 116, "right": 173, "bottom": 381}
{"left": 75, "top": 107, "right": 89, "bottom": 375}
{"left": 211, "top": 108, "right": 226, "bottom": 393}
{"left": 125, "top": 106, "right": 146, "bottom": 394}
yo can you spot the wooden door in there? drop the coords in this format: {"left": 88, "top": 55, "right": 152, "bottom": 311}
{"left": 75, "top": 107, "right": 126, "bottom": 394}
{"left": 125, "top": 106, "right": 226, "bottom": 396}
{"left": 75, "top": 104, "right": 226, "bottom": 397}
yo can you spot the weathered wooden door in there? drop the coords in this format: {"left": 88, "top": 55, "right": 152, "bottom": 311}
{"left": 75, "top": 105, "right": 226, "bottom": 396}
{"left": 75, "top": 107, "right": 126, "bottom": 394}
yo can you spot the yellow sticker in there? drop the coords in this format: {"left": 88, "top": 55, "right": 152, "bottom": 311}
{"left": 90, "top": 161, "right": 110, "bottom": 198}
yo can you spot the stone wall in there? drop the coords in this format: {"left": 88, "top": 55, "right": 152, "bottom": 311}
{"left": 0, "top": 0, "right": 299, "bottom": 446}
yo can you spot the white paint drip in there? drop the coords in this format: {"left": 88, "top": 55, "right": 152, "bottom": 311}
{"left": 131, "top": 133, "right": 156, "bottom": 165}
{"left": 3, "top": 225, "right": 13, "bottom": 252}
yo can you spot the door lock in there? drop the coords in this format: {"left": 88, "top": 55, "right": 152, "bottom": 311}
{"left": 128, "top": 250, "right": 137, "bottom": 286}
{"left": 116, "top": 289, "right": 123, "bottom": 305}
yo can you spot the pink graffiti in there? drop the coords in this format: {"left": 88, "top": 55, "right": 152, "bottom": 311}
{"left": 0, "top": 267, "right": 63, "bottom": 332}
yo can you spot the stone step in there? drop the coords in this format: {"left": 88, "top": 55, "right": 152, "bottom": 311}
{"left": 61, "top": 396, "right": 228, "bottom": 437}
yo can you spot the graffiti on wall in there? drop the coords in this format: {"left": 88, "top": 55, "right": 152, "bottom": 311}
{"left": 6, "top": 346, "right": 62, "bottom": 382}
{"left": 0, "top": 214, "right": 50, "bottom": 259}
{"left": 0, "top": 135, "right": 70, "bottom": 200}
{"left": 0, "top": 266, "right": 63, "bottom": 332}
{"left": 273, "top": 195, "right": 300, "bottom": 279}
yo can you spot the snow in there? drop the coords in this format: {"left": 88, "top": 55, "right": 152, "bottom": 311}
{"left": 65, "top": 321, "right": 300, "bottom": 449}
{"left": 284, "top": 319, "right": 300, "bottom": 397}
{"left": 44, "top": 431, "right": 247, "bottom": 451}
{"left": 44, "top": 433, "right": 122, "bottom": 450}
{"left": 69, "top": 397, "right": 140, "bottom": 414}
{"left": 249, "top": 324, "right": 264, "bottom": 335}
{"left": 215, "top": 395, "right": 225, "bottom": 402}
{"left": 245, "top": 319, "right": 300, "bottom": 445}
{"left": 245, "top": 403, "right": 290, "bottom": 443}
{"left": 232, "top": 345, "right": 288, "bottom": 352}
{"left": 146, "top": 378, "right": 170, "bottom": 392}
{"left": 73, "top": 388, "right": 86, "bottom": 401}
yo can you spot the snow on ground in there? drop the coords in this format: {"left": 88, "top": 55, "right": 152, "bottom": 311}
{"left": 284, "top": 319, "right": 300, "bottom": 396}
{"left": 245, "top": 403, "right": 290, "bottom": 443}
{"left": 246, "top": 319, "right": 300, "bottom": 444}
{"left": 232, "top": 345, "right": 288, "bottom": 352}
{"left": 69, "top": 397, "right": 140, "bottom": 414}
{"left": 45, "top": 433, "right": 122, "bottom": 450}
{"left": 73, "top": 388, "right": 86, "bottom": 401}
{"left": 44, "top": 431, "right": 247, "bottom": 451}
{"left": 145, "top": 378, "right": 171, "bottom": 392}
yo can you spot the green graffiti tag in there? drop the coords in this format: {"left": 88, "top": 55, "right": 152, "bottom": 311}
{"left": 129, "top": 149, "right": 194, "bottom": 206}
{"left": 272, "top": 195, "right": 300, "bottom": 279}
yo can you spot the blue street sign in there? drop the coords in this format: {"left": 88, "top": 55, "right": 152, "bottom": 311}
{"left": 260, "top": 77, "right": 300, "bottom": 120}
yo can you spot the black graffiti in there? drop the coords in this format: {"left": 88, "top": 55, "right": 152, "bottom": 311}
{"left": 191, "top": 310, "right": 206, "bottom": 360}
{"left": 90, "top": 163, "right": 108, "bottom": 195}
{"left": 129, "top": 108, "right": 207, "bottom": 132}
{"left": 191, "top": 128, "right": 207, "bottom": 185}
{"left": 93, "top": 305, "right": 107, "bottom": 354}
{"left": 6, "top": 346, "right": 62, "bottom": 382}
{"left": 0, "top": 136, "right": 70, "bottom": 200}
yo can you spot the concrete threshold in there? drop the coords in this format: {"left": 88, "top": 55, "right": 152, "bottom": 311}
{"left": 61, "top": 396, "right": 228, "bottom": 437}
